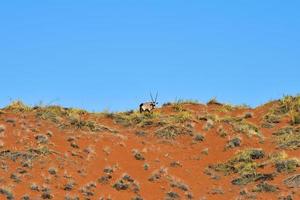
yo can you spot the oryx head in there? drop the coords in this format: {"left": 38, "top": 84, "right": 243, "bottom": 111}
{"left": 150, "top": 92, "right": 158, "bottom": 107}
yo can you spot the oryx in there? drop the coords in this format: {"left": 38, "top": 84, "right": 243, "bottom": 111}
{"left": 139, "top": 92, "right": 158, "bottom": 113}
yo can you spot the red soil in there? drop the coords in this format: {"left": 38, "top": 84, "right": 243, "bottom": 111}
{"left": 0, "top": 100, "right": 299, "bottom": 200}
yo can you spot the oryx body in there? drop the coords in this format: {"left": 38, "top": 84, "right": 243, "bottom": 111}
{"left": 140, "top": 102, "right": 156, "bottom": 113}
{"left": 139, "top": 92, "right": 158, "bottom": 113}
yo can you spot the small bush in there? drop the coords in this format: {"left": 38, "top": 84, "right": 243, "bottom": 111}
{"left": 273, "top": 127, "right": 300, "bottom": 149}
{"left": 113, "top": 174, "right": 139, "bottom": 193}
{"left": 231, "top": 173, "right": 275, "bottom": 185}
{"left": 264, "top": 113, "right": 281, "bottom": 124}
{"left": 165, "top": 191, "right": 180, "bottom": 200}
{"left": 211, "top": 149, "right": 265, "bottom": 176}
{"left": 243, "top": 112, "right": 253, "bottom": 119}
{"left": 252, "top": 182, "right": 278, "bottom": 193}
{"left": 226, "top": 137, "right": 242, "bottom": 149}
{"left": 48, "top": 167, "right": 57, "bottom": 175}
{"left": 35, "top": 134, "right": 49, "bottom": 144}
{"left": 155, "top": 125, "right": 193, "bottom": 139}
{"left": 172, "top": 111, "right": 192, "bottom": 123}
{"left": 0, "top": 187, "right": 14, "bottom": 200}
{"left": 132, "top": 149, "right": 145, "bottom": 161}
{"left": 148, "top": 168, "right": 167, "bottom": 182}
{"left": 284, "top": 174, "right": 300, "bottom": 188}
{"left": 193, "top": 133, "right": 205, "bottom": 142}
{"left": 4, "top": 101, "right": 31, "bottom": 112}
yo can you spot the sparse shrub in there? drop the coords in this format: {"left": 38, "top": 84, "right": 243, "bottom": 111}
{"left": 172, "top": 111, "right": 192, "bottom": 123}
{"left": 64, "top": 195, "right": 80, "bottom": 200}
{"left": 135, "top": 131, "right": 147, "bottom": 137}
{"left": 132, "top": 149, "right": 145, "bottom": 161}
{"left": 284, "top": 174, "right": 300, "bottom": 188}
{"left": 80, "top": 182, "right": 96, "bottom": 197}
{"left": 252, "top": 182, "right": 278, "bottom": 193}
{"left": 289, "top": 110, "right": 300, "bottom": 125}
{"left": 98, "top": 174, "right": 112, "bottom": 184}
{"left": 243, "top": 112, "right": 253, "bottom": 119}
{"left": 273, "top": 127, "right": 300, "bottom": 149}
{"left": 35, "top": 106, "right": 65, "bottom": 123}
{"left": 155, "top": 125, "right": 193, "bottom": 139}
{"left": 270, "top": 151, "right": 300, "bottom": 173}
{"left": 41, "top": 191, "right": 53, "bottom": 199}
{"left": 30, "top": 183, "right": 39, "bottom": 191}
{"left": 275, "top": 159, "right": 299, "bottom": 173}
{"left": 10, "top": 172, "right": 21, "bottom": 183}
{"left": 273, "top": 127, "right": 294, "bottom": 136}
{"left": 217, "top": 127, "right": 227, "bottom": 138}
{"left": 4, "top": 101, "right": 31, "bottom": 112}
{"left": 0, "top": 187, "right": 14, "bottom": 200}
{"left": 267, "top": 96, "right": 300, "bottom": 127}
{"left": 226, "top": 137, "right": 241, "bottom": 149}
{"left": 172, "top": 103, "right": 186, "bottom": 112}
{"left": 70, "top": 141, "right": 79, "bottom": 149}
{"left": 210, "top": 187, "right": 224, "bottom": 195}
{"left": 170, "top": 161, "right": 182, "bottom": 168}
{"left": 35, "top": 134, "right": 48, "bottom": 144}
{"left": 197, "top": 114, "right": 212, "bottom": 121}
{"left": 278, "top": 195, "right": 293, "bottom": 200}
{"left": 201, "top": 148, "right": 209, "bottom": 155}
{"left": 64, "top": 181, "right": 75, "bottom": 191}
{"left": 169, "top": 178, "right": 190, "bottom": 191}
{"left": 203, "top": 119, "right": 214, "bottom": 131}
{"left": 264, "top": 113, "right": 281, "bottom": 124}
{"left": 165, "top": 191, "right": 180, "bottom": 200}
{"left": 231, "top": 173, "right": 275, "bottom": 185}
{"left": 113, "top": 111, "right": 162, "bottom": 128}
{"left": 193, "top": 133, "right": 205, "bottom": 142}
{"left": 21, "top": 194, "right": 30, "bottom": 200}
{"left": 143, "top": 163, "right": 149, "bottom": 170}
{"left": 46, "top": 131, "right": 53, "bottom": 137}
{"left": 98, "top": 166, "right": 114, "bottom": 184}
{"left": 232, "top": 120, "right": 261, "bottom": 138}
{"left": 131, "top": 196, "right": 143, "bottom": 200}
{"left": 211, "top": 149, "right": 265, "bottom": 176}
{"left": 261, "top": 122, "right": 275, "bottom": 129}
{"left": 148, "top": 168, "right": 167, "bottom": 182}
{"left": 0, "top": 147, "right": 51, "bottom": 167}
{"left": 113, "top": 174, "right": 139, "bottom": 193}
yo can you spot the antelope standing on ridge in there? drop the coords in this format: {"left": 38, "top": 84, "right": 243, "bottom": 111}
{"left": 139, "top": 93, "right": 158, "bottom": 113}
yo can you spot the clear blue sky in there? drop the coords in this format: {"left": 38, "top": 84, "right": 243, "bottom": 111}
{"left": 0, "top": 1, "right": 299, "bottom": 111}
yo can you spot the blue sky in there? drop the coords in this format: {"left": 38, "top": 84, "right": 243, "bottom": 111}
{"left": 0, "top": 1, "right": 299, "bottom": 111}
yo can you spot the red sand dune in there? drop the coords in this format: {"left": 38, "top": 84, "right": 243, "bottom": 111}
{"left": 0, "top": 96, "right": 299, "bottom": 200}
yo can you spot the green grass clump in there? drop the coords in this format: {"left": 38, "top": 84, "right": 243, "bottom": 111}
{"left": 252, "top": 182, "right": 278, "bottom": 193}
{"left": 263, "top": 113, "right": 281, "bottom": 124}
{"left": 267, "top": 95, "right": 300, "bottom": 125}
{"left": 35, "top": 105, "right": 87, "bottom": 123}
{"left": 155, "top": 125, "right": 193, "bottom": 139}
{"left": 113, "top": 111, "right": 162, "bottom": 127}
{"left": 229, "top": 120, "right": 263, "bottom": 138}
{"left": 4, "top": 101, "right": 32, "bottom": 112}
{"left": 210, "top": 149, "right": 278, "bottom": 186}
{"left": 212, "top": 149, "right": 265, "bottom": 176}
{"left": 273, "top": 127, "right": 300, "bottom": 150}
{"left": 289, "top": 110, "right": 300, "bottom": 125}
{"left": 171, "top": 111, "right": 192, "bottom": 123}
{"left": 231, "top": 173, "right": 274, "bottom": 186}
{"left": 269, "top": 151, "right": 300, "bottom": 173}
